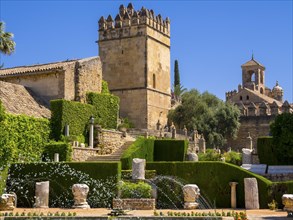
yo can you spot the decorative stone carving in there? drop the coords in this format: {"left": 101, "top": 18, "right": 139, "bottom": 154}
{"left": 0, "top": 193, "right": 16, "bottom": 211}
{"left": 72, "top": 184, "right": 90, "bottom": 209}
{"left": 35, "top": 181, "right": 49, "bottom": 208}
{"left": 282, "top": 194, "right": 293, "bottom": 212}
{"left": 182, "top": 184, "right": 200, "bottom": 209}
{"left": 187, "top": 153, "right": 198, "bottom": 162}
{"left": 244, "top": 178, "right": 259, "bottom": 209}
{"left": 132, "top": 158, "right": 146, "bottom": 180}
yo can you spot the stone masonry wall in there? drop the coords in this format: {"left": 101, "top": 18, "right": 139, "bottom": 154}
{"left": 95, "top": 129, "right": 125, "bottom": 155}
{"left": 226, "top": 115, "right": 275, "bottom": 152}
{"left": 72, "top": 147, "right": 98, "bottom": 162}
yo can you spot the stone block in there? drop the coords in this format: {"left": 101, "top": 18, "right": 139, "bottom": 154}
{"left": 132, "top": 158, "right": 146, "bottom": 180}
{"left": 35, "top": 181, "right": 49, "bottom": 208}
{"left": 244, "top": 178, "right": 259, "bottom": 209}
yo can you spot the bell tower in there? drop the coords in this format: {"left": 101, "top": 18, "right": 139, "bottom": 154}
{"left": 241, "top": 55, "right": 266, "bottom": 94}
{"left": 98, "top": 3, "right": 171, "bottom": 129}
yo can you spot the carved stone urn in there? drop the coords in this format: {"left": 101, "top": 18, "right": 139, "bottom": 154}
{"left": 282, "top": 194, "right": 293, "bottom": 213}
{"left": 0, "top": 193, "right": 16, "bottom": 211}
{"left": 72, "top": 184, "right": 90, "bottom": 209}
{"left": 182, "top": 184, "right": 200, "bottom": 209}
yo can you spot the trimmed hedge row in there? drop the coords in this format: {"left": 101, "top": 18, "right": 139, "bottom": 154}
{"left": 120, "top": 138, "right": 155, "bottom": 170}
{"left": 43, "top": 141, "right": 72, "bottom": 162}
{"left": 6, "top": 162, "right": 121, "bottom": 208}
{"left": 146, "top": 161, "right": 272, "bottom": 209}
{"left": 86, "top": 92, "right": 119, "bottom": 129}
{"left": 120, "top": 138, "right": 188, "bottom": 170}
{"left": 154, "top": 140, "right": 188, "bottom": 161}
{"left": 257, "top": 137, "right": 279, "bottom": 165}
{"left": 50, "top": 100, "right": 95, "bottom": 140}
{"left": 50, "top": 93, "right": 119, "bottom": 141}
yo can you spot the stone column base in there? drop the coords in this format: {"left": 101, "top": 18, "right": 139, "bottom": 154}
{"left": 184, "top": 202, "right": 199, "bottom": 209}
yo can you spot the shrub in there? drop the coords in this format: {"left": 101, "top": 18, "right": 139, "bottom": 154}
{"left": 270, "top": 113, "right": 293, "bottom": 165}
{"left": 120, "top": 138, "right": 155, "bottom": 170}
{"left": 146, "top": 161, "right": 272, "bottom": 208}
{"left": 6, "top": 162, "right": 121, "bottom": 208}
{"left": 223, "top": 151, "right": 242, "bottom": 166}
{"left": 257, "top": 137, "right": 279, "bottom": 165}
{"left": 42, "top": 141, "right": 72, "bottom": 162}
{"left": 198, "top": 149, "right": 221, "bottom": 161}
{"left": 86, "top": 92, "right": 119, "bottom": 129}
{"left": 121, "top": 170, "right": 156, "bottom": 180}
{"left": 101, "top": 80, "right": 110, "bottom": 94}
{"left": 154, "top": 140, "right": 188, "bottom": 161}
{"left": 50, "top": 99, "right": 95, "bottom": 140}
{"left": 119, "top": 181, "right": 152, "bottom": 198}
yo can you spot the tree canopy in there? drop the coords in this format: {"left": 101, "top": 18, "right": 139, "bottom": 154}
{"left": 0, "top": 21, "right": 15, "bottom": 55}
{"left": 270, "top": 113, "right": 293, "bottom": 165}
{"left": 168, "top": 89, "right": 240, "bottom": 148}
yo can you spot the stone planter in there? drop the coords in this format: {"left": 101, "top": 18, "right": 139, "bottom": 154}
{"left": 112, "top": 198, "right": 155, "bottom": 210}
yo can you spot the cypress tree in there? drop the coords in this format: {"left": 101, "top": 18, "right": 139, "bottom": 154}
{"left": 174, "top": 60, "right": 180, "bottom": 87}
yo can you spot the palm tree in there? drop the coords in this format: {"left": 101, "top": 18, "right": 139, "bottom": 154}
{"left": 0, "top": 21, "right": 15, "bottom": 55}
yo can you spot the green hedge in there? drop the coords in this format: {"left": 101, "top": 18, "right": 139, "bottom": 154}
{"left": 121, "top": 170, "right": 156, "bottom": 180}
{"left": 6, "top": 162, "right": 121, "bottom": 208}
{"left": 50, "top": 93, "right": 119, "bottom": 141}
{"left": 146, "top": 161, "right": 272, "bottom": 209}
{"left": 43, "top": 141, "right": 72, "bottom": 162}
{"left": 154, "top": 140, "right": 188, "bottom": 161}
{"left": 120, "top": 138, "right": 155, "bottom": 170}
{"left": 50, "top": 99, "right": 95, "bottom": 140}
{"left": 270, "top": 181, "right": 293, "bottom": 208}
{"left": 257, "top": 137, "right": 279, "bottom": 165}
{"left": 119, "top": 181, "right": 152, "bottom": 199}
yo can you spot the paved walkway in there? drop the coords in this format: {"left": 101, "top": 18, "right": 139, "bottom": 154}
{"left": 0, "top": 208, "right": 290, "bottom": 219}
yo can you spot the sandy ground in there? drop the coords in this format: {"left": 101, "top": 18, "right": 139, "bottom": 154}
{"left": 0, "top": 208, "right": 290, "bottom": 219}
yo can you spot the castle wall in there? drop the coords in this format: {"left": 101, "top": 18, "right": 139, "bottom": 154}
{"left": 75, "top": 57, "right": 102, "bottom": 102}
{"left": 226, "top": 115, "right": 275, "bottom": 152}
{"left": 112, "top": 89, "right": 148, "bottom": 128}
{"left": 2, "top": 71, "right": 65, "bottom": 103}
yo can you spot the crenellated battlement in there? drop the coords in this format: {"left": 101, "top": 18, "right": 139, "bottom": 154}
{"left": 98, "top": 3, "right": 170, "bottom": 41}
{"left": 225, "top": 89, "right": 237, "bottom": 100}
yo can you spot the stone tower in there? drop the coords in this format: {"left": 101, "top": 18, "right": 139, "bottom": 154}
{"left": 241, "top": 55, "right": 266, "bottom": 94}
{"left": 98, "top": 3, "right": 171, "bottom": 129}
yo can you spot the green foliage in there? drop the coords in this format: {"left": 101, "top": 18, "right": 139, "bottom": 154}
{"left": 0, "top": 167, "right": 8, "bottom": 194}
{"left": 42, "top": 141, "right": 72, "bottom": 162}
{"left": 50, "top": 99, "right": 95, "bottom": 140}
{"left": 154, "top": 140, "right": 188, "bottom": 161}
{"left": 7, "top": 162, "right": 121, "bottom": 208}
{"left": 198, "top": 149, "right": 221, "bottom": 161}
{"left": 101, "top": 80, "right": 110, "bottom": 94}
{"left": 0, "top": 108, "right": 50, "bottom": 169}
{"left": 257, "top": 137, "right": 279, "bottom": 165}
{"left": 118, "top": 118, "right": 134, "bottom": 130}
{"left": 174, "top": 60, "right": 180, "bottom": 87}
{"left": 0, "top": 22, "right": 16, "bottom": 55}
{"left": 120, "top": 138, "right": 155, "bottom": 170}
{"left": 119, "top": 181, "right": 152, "bottom": 198}
{"left": 86, "top": 92, "right": 119, "bottom": 129}
{"left": 168, "top": 89, "right": 240, "bottom": 148}
{"left": 269, "top": 181, "right": 293, "bottom": 208}
{"left": 270, "top": 113, "right": 293, "bottom": 165}
{"left": 223, "top": 151, "right": 242, "bottom": 166}
{"left": 146, "top": 161, "right": 272, "bottom": 208}
{"left": 51, "top": 93, "right": 119, "bottom": 141}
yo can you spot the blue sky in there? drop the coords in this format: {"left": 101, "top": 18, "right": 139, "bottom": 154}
{"left": 1, "top": 0, "right": 292, "bottom": 102}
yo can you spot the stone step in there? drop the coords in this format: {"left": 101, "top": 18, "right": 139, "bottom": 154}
{"left": 86, "top": 141, "right": 134, "bottom": 162}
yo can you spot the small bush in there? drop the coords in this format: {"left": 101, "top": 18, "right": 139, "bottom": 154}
{"left": 119, "top": 181, "right": 152, "bottom": 198}
{"left": 223, "top": 151, "right": 242, "bottom": 165}
{"left": 198, "top": 149, "right": 221, "bottom": 161}
{"left": 42, "top": 141, "right": 72, "bottom": 162}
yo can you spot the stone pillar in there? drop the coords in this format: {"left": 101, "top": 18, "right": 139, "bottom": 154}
{"left": 229, "top": 182, "right": 238, "bottom": 208}
{"left": 35, "top": 181, "right": 49, "bottom": 208}
{"left": 132, "top": 158, "right": 146, "bottom": 180}
{"left": 171, "top": 122, "right": 176, "bottom": 139}
{"left": 89, "top": 123, "right": 94, "bottom": 148}
{"left": 183, "top": 125, "right": 188, "bottom": 140}
{"left": 242, "top": 148, "right": 252, "bottom": 164}
{"left": 182, "top": 184, "right": 200, "bottom": 209}
{"left": 199, "top": 135, "right": 206, "bottom": 153}
{"left": 54, "top": 153, "right": 59, "bottom": 162}
{"left": 72, "top": 184, "right": 90, "bottom": 209}
{"left": 64, "top": 124, "right": 70, "bottom": 136}
{"left": 244, "top": 178, "right": 259, "bottom": 209}
{"left": 247, "top": 132, "right": 253, "bottom": 151}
